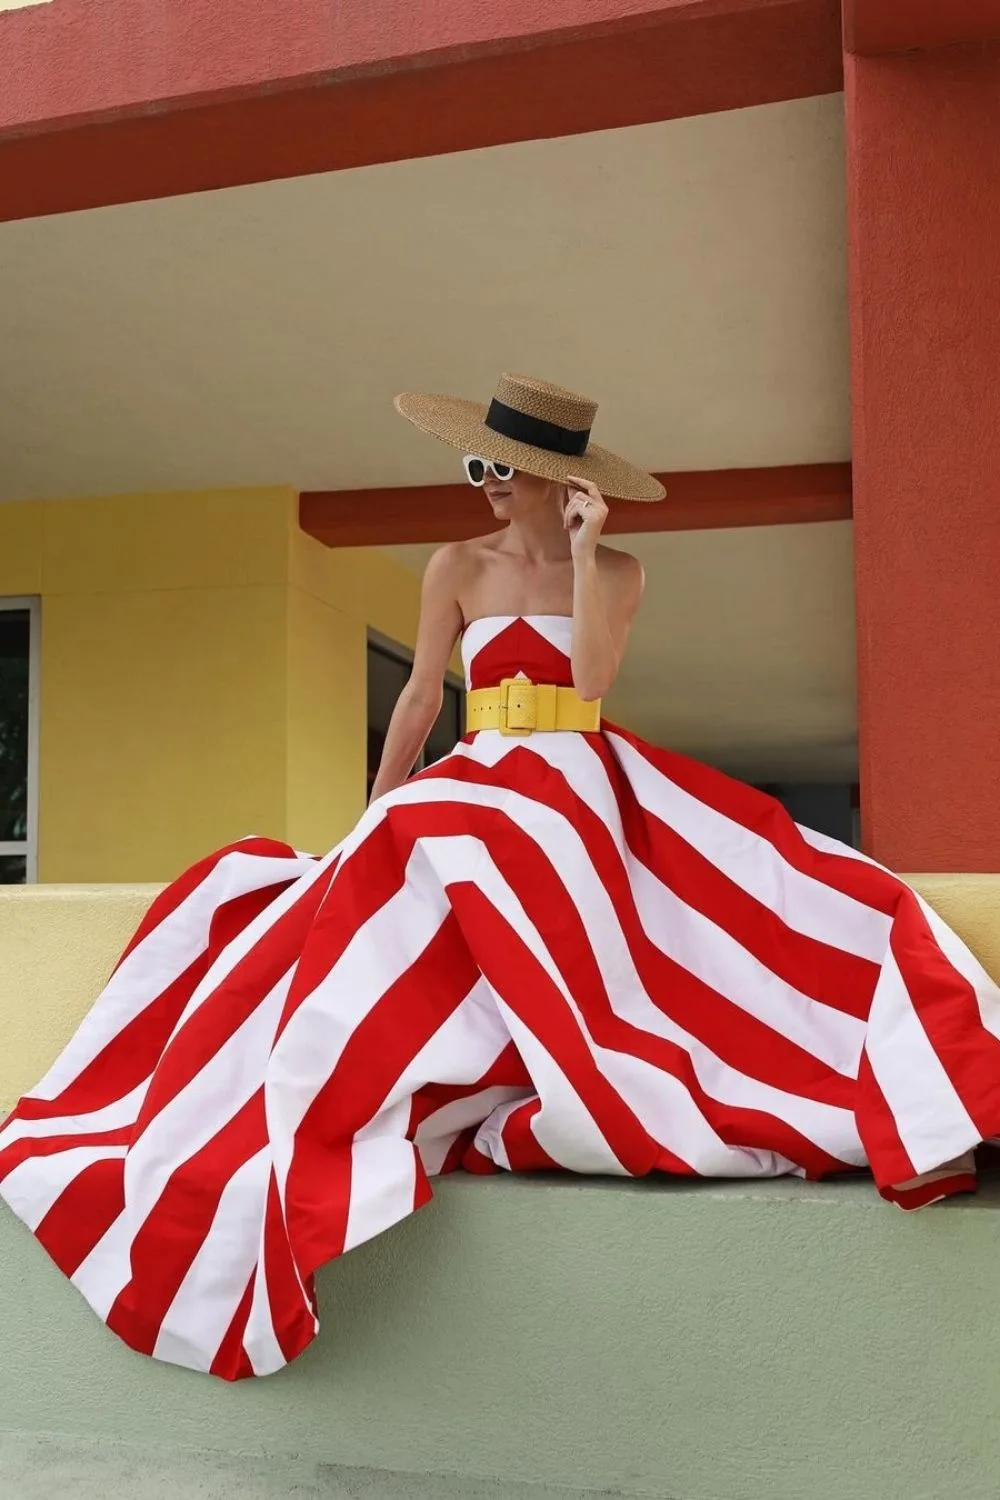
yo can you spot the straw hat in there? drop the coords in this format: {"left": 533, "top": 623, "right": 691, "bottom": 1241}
{"left": 394, "top": 373, "right": 666, "bottom": 502}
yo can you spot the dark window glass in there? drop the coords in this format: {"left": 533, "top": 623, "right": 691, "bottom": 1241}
{"left": 426, "top": 681, "right": 464, "bottom": 765}
{"left": 0, "top": 855, "right": 26, "bottom": 885}
{"left": 0, "top": 610, "right": 30, "bottom": 843}
{"left": 367, "top": 643, "right": 411, "bottom": 800}
{"left": 367, "top": 639, "right": 464, "bottom": 798}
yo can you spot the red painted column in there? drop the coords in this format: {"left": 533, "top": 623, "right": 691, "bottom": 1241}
{"left": 846, "top": 44, "right": 1000, "bottom": 870}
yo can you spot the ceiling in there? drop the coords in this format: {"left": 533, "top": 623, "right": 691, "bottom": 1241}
{"left": 0, "top": 88, "right": 856, "bottom": 779}
{"left": 0, "top": 92, "right": 848, "bottom": 502}
{"left": 383, "top": 521, "right": 858, "bottom": 783}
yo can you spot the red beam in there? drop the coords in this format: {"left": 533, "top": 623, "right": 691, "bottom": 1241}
{"left": 299, "top": 465, "right": 853, "bottom": 547}
{"left": 844, "top": 0, "right": 1000, "bottom": 55}
{"left": 0, "top": 0, "right": 842, "bottom": 222}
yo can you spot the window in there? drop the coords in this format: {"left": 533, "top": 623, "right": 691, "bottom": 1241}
{"left": 367, "top": 633, "right": 464, "bottom": 801}
{"left": 0, "top": 599, "right": 39, "bottom": 883}
{"left": 756, "top": 781, "right": 861, "bottom": 849}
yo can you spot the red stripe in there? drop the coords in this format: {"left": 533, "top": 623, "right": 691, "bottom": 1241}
{"left": 610, "top": 725, "right": 913, "bottom": 918}
{"left": 888, "top": 893, "right": 1000, "bottom": 1139}
{"left": 465, "top": 619, "right": 575, "bottom": 693}
{"left": 881, "top": 1172, "right": 978, "bottom": 1211}
{"left": 210, "top": 1271, "right": 257, "bottom": 1381}
{"left": 853, "top": 1053, "right": 914, "bottom": 1187}
{"left": 105, "top": 1092, "right": 267, "bottom": 1356}
{"left": 33, "top": 1159, "right": 126, "bottom": 1278}
{"left": 7, "top": 877, "right": 302, "bottom": 1128}
{"left": 421, "top": 762, "right": 855, "bottom": 1106}
{"left": 461, "top": 1141, "right": 503, "bottom": 1174}
{"left": 285, "top": 910, "right": 480, "bottom": 1273}
{"left": 262, "top": 1172, "right": 318, "bottom": 1367}
{"left": 499, "top": 1098, "right": 561, "bottom": 1172}
{"left": 114, "top": 838, "right": 302, "bottom": 970}
{"left": 411, "top": 766, "right": 851, "bottom": 1177}
{"left": 448, "top": 880, "right": 659, "bottom": 1175}
{"left": 407, "top": 1042, "right": 530, "bottom": 1136}
{"left": 439, "top": 1128, "right": 480, "bottom": 1175}
{"left": 272, "top": 821, "right": 406, "bottom": 1046}
{"left": 589, "top": 735, "right": 879, "bottom": 1021}
{"left": 128, "top": 870, "right": 335, "bottom": 1138}
{"left": 0, "top": 1127, "right": 130, "bottom": 1183}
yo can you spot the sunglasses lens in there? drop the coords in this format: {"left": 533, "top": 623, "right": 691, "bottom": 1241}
{"left": 465, "top": 457, "right": 486, "bottom": 485}
{"left": 492, "top": 462, "right": 515, "bottom": 482}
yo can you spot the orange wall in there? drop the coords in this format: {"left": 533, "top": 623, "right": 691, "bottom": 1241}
{"left": 846, "top": 43, "right": 1000, "bottom": 870}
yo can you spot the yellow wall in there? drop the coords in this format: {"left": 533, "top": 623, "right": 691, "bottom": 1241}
{"left": 0, "top": 490, "right": 425, "bottom": 881}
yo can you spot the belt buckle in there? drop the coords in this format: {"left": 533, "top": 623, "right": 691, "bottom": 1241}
{"left": 499, "top": 677, "right": 536, "bottom": 736}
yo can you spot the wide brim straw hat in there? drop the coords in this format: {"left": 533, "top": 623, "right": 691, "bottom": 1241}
{"left": 395, "top": 372, "right": 666, "bottom": 503}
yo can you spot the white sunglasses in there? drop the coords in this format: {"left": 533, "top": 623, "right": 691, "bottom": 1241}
{"left": 463, "top": 454, "right": 515, "bottom": 486}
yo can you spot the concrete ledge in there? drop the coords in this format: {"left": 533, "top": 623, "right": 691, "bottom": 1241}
{"left": 0, "top": 884, "right": 160, "bottom": 1110}
{"left": 0, "top": 1432, "right": 593, "bottom": 1500}
{"left": 3, "top": 1172, "right": 1000, "bottom": 1499}
{"left": 3, "top": 875, "right": 1000, "bottom": 1111}
{"left": 4, "top": 878, "right": 1000, "bottom": 1497}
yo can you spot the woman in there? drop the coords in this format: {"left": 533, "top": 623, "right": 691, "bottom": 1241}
{"left": 2, "top": 373, "right": 999, "bottom": 1382}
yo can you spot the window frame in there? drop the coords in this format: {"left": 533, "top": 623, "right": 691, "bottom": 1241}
{"left": 0, "top": 596, "right": 40, "bottom": 883}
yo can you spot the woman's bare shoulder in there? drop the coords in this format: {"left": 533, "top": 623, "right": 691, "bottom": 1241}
{"left": 596, "top": 544, "right": 645, "bottom": 613}
{"left": 425, "top": 532, "right": 507, "bottom": 581}
{"left": 596, "top": 542, "right": 644, "bottom": 581}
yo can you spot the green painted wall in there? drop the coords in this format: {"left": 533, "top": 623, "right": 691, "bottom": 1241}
{"left": 3, "top": 1173, "right": 1000, "bottom": 1499}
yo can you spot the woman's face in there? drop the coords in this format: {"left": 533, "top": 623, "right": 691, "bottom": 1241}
{"left": 481, "top": 466, "right": 558, "bottom": 522}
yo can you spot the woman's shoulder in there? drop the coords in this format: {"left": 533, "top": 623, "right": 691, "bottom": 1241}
{"left": 421, "top": 533, "right": 505, "bottom": 590}
{"left": 595, "top": 543, "right": 645, "bottom": 604}
{"left": 596, "top": 542, "right": 643, "bottom": 578}
{"left": 428, "top": 532, "right": 507, "bottom": 570}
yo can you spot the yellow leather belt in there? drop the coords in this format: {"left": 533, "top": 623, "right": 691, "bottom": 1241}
{"left": 466, "top": 678, "right": 601, "bottom": 736}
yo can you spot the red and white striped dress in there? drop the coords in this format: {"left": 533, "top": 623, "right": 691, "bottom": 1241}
{"left": 3, "top": 614, "right": 1000, "bottom": 1379}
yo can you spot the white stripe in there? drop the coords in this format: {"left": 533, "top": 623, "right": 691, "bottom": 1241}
{"left": 344, "top": 1101, "right": 418, "bottom": 1253}
{"left": 120, "top": 968, "right": 293, "bottom": 1237}
{"left": 800, "top": 827, "right": 1000, "bottom": 1044}
{"left": 160, "top": 851, "right": 337, "bottom": 1053}
{"left": 24, "top": 846, "right": 321, "bottom": 1103}
{"left": 915, "top": 894, "right": 1000, "bottom": 1039}
{"left": 1, "top": 1145, "right": 126, "bottom": 1232}
{"left": 266, "top": 867, "right": 453, "bottom": 1200}
{"left": 243, "top": 1210, "right": 297, "bottom": 1379}
{"left": 415, "top": 1086, "right": 531, "bottom": 1176}
{"left": 385, "top": 775, "right": 860, "bottom": 1167}
{"left": 607, "top": 732, "right": 891, "bottom": 963}
{"left": 472, "top": 1098, "right": 517, "bottom": 1170}
{"left": 864, "top": 946, "right": 978, "bottom": 1174}
{"left": 71, "top": 1206, "right": 135, "bottom": 1319}
{"left": 0, "top": 1082, "right": 146, "bottom": 1150}
{"left": 627, "top": 855, "right": 866, "bottom": 1076}
{"left": 349, "top": 977, "right": 513, "bottom": 1130}
{"left": 591, "top": 1046, "right": 803, "bottom": 1179}
{"left": 414, "top": 834, "right": 625, "bottom": 1173}
{"left": 153, "top": 1147, "right": 271, "bottom": 1374}
{"left": 72, "top": 968, "right": 295, "bottom": 1336}
{"left": 503, "top": 730, "right": 866, "bottom": 1075}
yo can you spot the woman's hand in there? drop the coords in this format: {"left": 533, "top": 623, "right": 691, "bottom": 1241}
{"left": 564, "top": 476, "right": 609, "bottom": 561}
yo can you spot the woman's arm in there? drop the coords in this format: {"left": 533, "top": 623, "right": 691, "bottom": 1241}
{"left": 564, "top": 476, "right": 645, "bottom": 701}
{"left": 369, "top": 547, "right": 464, "bottom": 803}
